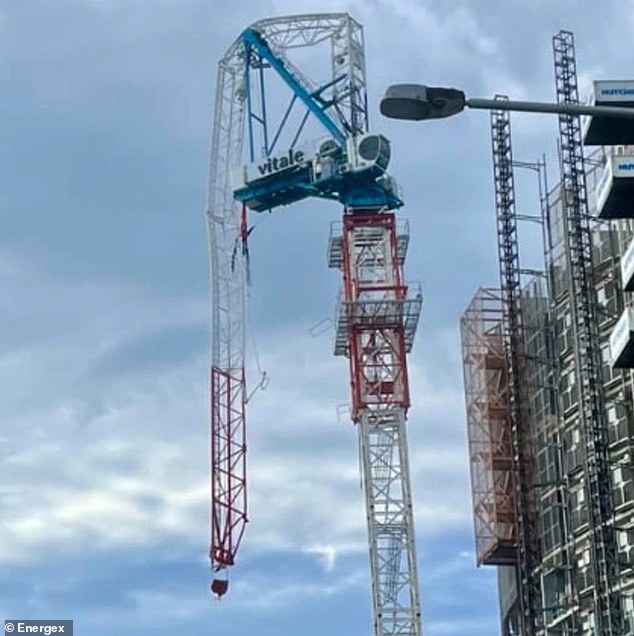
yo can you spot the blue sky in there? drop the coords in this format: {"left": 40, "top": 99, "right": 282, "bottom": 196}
{"left": 1, "top": 1, "right": 632, "bottom": 635}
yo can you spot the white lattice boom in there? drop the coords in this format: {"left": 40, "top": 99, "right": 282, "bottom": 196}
{"left": 207, "top": 12, "right": 369, "bottom": 583}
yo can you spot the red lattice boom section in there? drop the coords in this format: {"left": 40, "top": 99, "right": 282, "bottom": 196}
{"left": 210, "top": 366, "right": 247, "bottom": 571}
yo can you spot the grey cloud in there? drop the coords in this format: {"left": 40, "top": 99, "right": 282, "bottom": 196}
{"left": 89, "top": 322, "right": 207, "bottom": 378}
{"left": 0, "top": 1, "right": 630, "bottom": 633}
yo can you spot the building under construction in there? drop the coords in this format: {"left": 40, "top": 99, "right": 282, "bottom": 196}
{"left": 461, "top": 32, "right": 634, "bottom": 635}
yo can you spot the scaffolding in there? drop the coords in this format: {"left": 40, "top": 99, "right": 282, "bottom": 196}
{"left": 462, "top": 31, "right": 634, "bottom": 635}
{"left": 491, "top": 100, "right": 542, "bottom": 634}
{"left": 540, "top": 154, "right": 634, "bottom": 634}
{"left": 553, "top": 30, "right": 623, "bottom": 634}
{"left": 461, "top": 288, "right": 517, "bottom": 567}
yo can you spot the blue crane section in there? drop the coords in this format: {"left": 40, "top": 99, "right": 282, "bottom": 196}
{"left": 232, "top": 27, "right": 403, "bottom": 212}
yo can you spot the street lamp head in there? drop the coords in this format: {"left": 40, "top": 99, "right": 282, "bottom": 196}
{"left": 380, "top": 84, "right": 467, "bottom": 121}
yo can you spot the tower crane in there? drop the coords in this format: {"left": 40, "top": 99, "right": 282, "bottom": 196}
{"left": 206, "top": 14, "right": 423, "bottom": 635}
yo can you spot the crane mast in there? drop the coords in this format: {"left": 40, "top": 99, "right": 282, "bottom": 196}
{"left": 329, "top": 212, "right": 422, "bottom": 635}
{"left": 207, "top": 13, "right": 423, "bottom": 635}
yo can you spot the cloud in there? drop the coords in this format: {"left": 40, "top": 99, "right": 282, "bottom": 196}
{"left": 425, "top": 618, "right": 500, "bottom": 636}
{"left": 303, "top": 543, "right": 338, "bottom": 571}
{"left": 0, "top": 252, "right": 473, "bottom": 575}
{"left": 226, "top": 567, "right": 367, "bottom": 612}
{"left": 4, "top": 1, "right": 630, "bottom": 633}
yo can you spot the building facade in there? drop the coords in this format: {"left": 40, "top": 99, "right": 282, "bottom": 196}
{"left": 461, "top": 147, "right": 634, "bottom": 634}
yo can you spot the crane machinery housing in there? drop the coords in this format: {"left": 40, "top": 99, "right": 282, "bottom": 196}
{"left": 206, "top": 13, "right": 423, "bottom": 635}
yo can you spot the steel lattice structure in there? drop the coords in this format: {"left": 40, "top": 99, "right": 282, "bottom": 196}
{"left": 490, "top": 100, "right": 542, "bottom": 634}
{"left": 552, "top": 30, "right": 624, "bottom": 634}
{"left": 207, "top": 14, "right": 423, "bottom": 635}
{"left": 207, "top": 23, "right": 248, "bottom": 584}
{"left": 208, "top": 14, "right": 368, "bottom": 582}
{"left": 329, "top": 213, "right": 422, "bottom": 636}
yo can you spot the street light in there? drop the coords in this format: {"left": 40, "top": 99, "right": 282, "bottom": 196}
{"left": 380, "top": 83, "right": 634, "bottom": 122}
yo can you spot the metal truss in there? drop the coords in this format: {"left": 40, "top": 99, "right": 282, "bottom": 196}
{"left": 553, "top": 30, "right": 624, "bottom": 635}
{"left": 491, "top": 101, "right": 542, "bottom": 634}
{"left": 330, "top": 211, "right": 422, "bottom": 636}
{"left": 208, "top": 13, "right": 369, "bottom": 587}
{"left": 207, "top": 40, "right": 248, "bottom": 583}
{"left": 238, "top": 13, "right": 368, "bottom": 158}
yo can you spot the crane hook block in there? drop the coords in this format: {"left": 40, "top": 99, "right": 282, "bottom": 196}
{"left": 211, "top": 578, "right": 229, "bottom": 598}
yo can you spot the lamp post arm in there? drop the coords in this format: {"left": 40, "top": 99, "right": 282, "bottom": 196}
{"left": 466, "top": 97, "right": 634, "bottom": 119}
